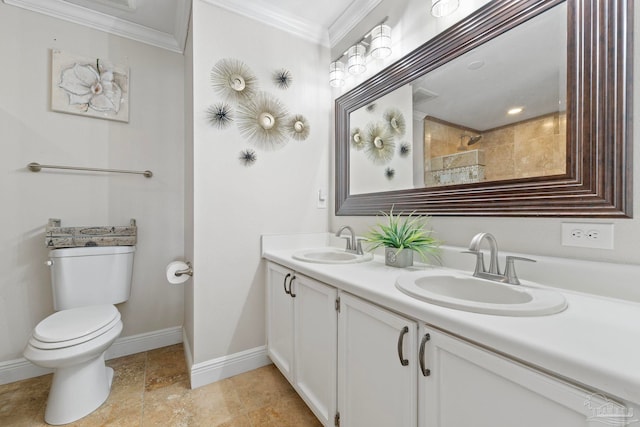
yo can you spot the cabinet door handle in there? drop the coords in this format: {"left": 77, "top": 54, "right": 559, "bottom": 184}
{"left": 397, "top": 326, "right": 409, "bottom": 366}
{"left": 289, "top": 275, "right": 297, "bottom": 298}
{"left": 419, "top": 333, "right": 431, "bottom": 377}
{"left": 283, "top": 273, "right": 291, "bottom": 295}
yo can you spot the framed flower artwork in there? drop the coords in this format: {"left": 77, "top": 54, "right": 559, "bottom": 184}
{"left": 51, "top": 50, "right": 129, "bottom": 122}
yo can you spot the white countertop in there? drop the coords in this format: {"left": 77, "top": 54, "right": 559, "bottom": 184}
{"left": 263, "top": 244, "right": 640, "bottom": 406}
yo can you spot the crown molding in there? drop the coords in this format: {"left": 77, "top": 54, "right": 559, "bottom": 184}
{"left": 173, "top": 0, "right": 191, "bottom": 53}
{"left": 201, "top": 0, "right": 330, "bottom": 46}
{"left": 2, "top": 0, "right": 191, "bottom": 54}
{"left": 328, "top": 0, "right": 382, "bottom": 48}
{"left": 201, "top": 0, "right": 381, "bottom": 48}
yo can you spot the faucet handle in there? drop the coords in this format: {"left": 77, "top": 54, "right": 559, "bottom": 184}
{"left": 340, "top": 236, "right": 352, "bottom": 251}
{"left": 504, "top": 256, "right": 536, "bottom": 285}
{"left": 461, "top": 250, "right": 485, "bottom": 275}
{"left": 355, "top": 238, "right": 367, "bottom": 255}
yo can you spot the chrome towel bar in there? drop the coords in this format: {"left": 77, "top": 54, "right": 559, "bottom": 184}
{"left": 27, "top": 162, "right": 153, "bottom": 178}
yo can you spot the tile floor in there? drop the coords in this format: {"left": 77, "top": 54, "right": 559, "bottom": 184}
{"left": 0, "top": 344, "right": 322, "bottom": 426}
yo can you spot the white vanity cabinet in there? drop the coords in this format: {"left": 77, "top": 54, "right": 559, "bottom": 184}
{"left": 267, "top": 262, "right": 418, "bottom": 427}
{"left": 266, "top": 262, "right": 295, "bottom": 381}
{"left": 418, "top": 326, "right": 624, "bottom": 427}
{"left": 337, "top": 292, "right": 418, "bottom": 427}
{"left": 265, "top": 262, "right": 337, "bottom": 426}
{"left": 265, "top": 259, "right": 634, "bottom": 427}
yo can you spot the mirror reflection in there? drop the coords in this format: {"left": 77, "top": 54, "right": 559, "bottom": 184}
{"left": 349, "top": 2, "right": 567, "bottom": 194}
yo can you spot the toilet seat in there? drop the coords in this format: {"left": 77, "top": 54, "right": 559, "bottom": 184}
{"left": 30, "top": 305, "right": 120, "bottom": 350}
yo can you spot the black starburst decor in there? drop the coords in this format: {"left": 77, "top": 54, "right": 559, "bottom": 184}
{"left": 206, "top": 102, "right": 233, "bottom": 129}
{"left": 239, "top": 149, "right": 257, "bottom": 166}
{"left": 399, "top": 143, "right": 411, "bottom": 157}
{"left": 385, "top": 167, "right": 395, "bottom": 179}
{"left": 273, "top": 69, "right": 292, "bottom": 89}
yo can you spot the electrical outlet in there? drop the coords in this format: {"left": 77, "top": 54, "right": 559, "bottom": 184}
{"left": 561, "top": 223, "right": 614, "bottom": 249}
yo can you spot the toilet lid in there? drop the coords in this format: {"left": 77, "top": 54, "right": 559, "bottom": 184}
{"left": 33, "top": 305, "right": 120, "bottom": 346}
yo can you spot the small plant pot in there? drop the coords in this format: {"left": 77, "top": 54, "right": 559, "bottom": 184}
{"left": 385, "top": 247, "right": 413, "bottom": 268}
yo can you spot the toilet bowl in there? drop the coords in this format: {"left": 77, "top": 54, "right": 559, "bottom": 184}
{"left": 24, "top": 245, "right": 135, "bottom": 425}
{"left": 24, "top": 304, "right": 123, "bottom": 425}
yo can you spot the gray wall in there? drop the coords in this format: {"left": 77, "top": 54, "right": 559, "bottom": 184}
{"left": 0, "top": 2, "right": 185, "bottom": 361}
{"left": 186, "top": 0, "right": 331, "bottom": 365}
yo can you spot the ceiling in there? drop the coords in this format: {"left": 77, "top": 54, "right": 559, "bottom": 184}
{"left": 2, "top": 0, "right": 380, "bottom": 53}
{"left": 411, "top": 2, "right": 567, "bottom": 130}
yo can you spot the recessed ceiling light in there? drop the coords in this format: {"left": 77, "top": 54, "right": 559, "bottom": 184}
{"left": 467, "top": 60, "right": 485, "bottom": 70}
{"left": 508, "top": 107, "right": 524, "bottom": 115}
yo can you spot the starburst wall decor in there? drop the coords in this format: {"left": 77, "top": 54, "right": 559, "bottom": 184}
{"left": 273, "top": 69, "right": 292, "bottom": 89}
{"left": 206, "top": 102, "right": 233, "bottom": 129}
{"left": 399, "top": 142, "right": 411, "bottom": 157}
{"left": 237, "top": 91, "right": 289, "bottom": 148}
{"left": 207, "top": 58, "right": 312, "bottom": 163}
{"left": 239, "top": 149, "right": 257, "bottom": 166}
{"left": 384, "top": 108, "right": 406, "bottom": 136}
{"left": 286, "top": 114, "right": 310, "bottom": 141}
{"left": 365, "top": 122, "right": 395, "bottom": 164}
{"left": 210, "top": 58, "right": 258, "bottom": 102}
{"left": 350, "top": 127, "right": 365, "bottom": 150}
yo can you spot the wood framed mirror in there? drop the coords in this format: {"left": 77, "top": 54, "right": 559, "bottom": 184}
{"left": 335, "top": 0, "right": 632, "bottom": 217}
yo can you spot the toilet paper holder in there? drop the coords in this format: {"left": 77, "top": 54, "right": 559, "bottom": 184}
{"left": 175, "top": 262, "right": 193, "bottom": 277}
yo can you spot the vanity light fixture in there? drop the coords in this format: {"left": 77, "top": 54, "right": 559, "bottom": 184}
{"left": 329, "top": 19, "right": 392, "bottom": 86}
{"left": 329, "top": 61, "right": 346, "bottom": 87}
{"left": 431, "top": 0, "right": 460, "bottom": 17}
{"left": 347, "top": 44, "right": 367, "bottom": 75}
{"left": 370, "top": 24, "right": 392, "bottom": 59}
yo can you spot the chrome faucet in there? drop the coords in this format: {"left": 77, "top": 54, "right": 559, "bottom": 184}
{"left": 464, "top": 232, "right": 535, "bottom": 285}
{"left": 335, "top": 225, "right": 363, "bottom": 255}
{"left": 468, "top": 232, "right": 500, "bottom": 274}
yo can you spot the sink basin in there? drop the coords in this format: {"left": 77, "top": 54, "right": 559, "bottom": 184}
{"left": 395, "top": 270, "right": 567, "bottom": 316}
{"left": 292, "top": 248, "right": 373, "bottom": 264}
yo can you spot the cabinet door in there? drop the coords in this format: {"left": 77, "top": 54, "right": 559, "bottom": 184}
{"left": 266, "top": 262, "right": 295, "bottom": 382}
{"left": 293, "top": 275, "right": 338, "bottom": 427}
{"left": 338, "top": 292, "right": 418, "bottom": 427}
{"left": 419, "top": 326, "right": 626, "bottom": 427}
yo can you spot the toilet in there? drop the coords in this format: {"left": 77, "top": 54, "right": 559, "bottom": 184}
{"left": 23, "top": 245, "right": 135, "bottom": 425}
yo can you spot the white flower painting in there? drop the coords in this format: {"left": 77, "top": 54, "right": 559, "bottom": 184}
{"left": 51, "top": 50, "right": 129, "bottom": 122}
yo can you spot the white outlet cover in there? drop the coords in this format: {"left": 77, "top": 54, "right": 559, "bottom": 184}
{"left": 561, "top": 223, "right": 614, "bottom": 249}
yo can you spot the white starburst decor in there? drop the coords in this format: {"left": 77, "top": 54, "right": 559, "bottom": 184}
{"left": 365, "top": 122, "right": 395, "bottom": 164}
{"left": 286, "top": 114, "right": 310, "bottom": 141}
{"left": 52, "top": 50, "right": 129, "bottom": 122}
{"left": 351, "top": 127, "right": 365, "bottom": 150}
{"left": 210, "top": 58, "right": 258, "bottom": 103}
{"left": 236, "top": 92, "right": 289, "bottom": 148}
{"left": 384, "top": 108, "right": 406, "bottom": 136}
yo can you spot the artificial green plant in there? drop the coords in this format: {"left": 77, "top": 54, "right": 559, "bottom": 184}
{"left": 365, "top": 208, "right": 442, "bottom": 263}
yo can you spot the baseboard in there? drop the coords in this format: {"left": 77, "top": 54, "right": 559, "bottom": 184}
{"left": 0, "top": 326, "right": 183, "bottom": 385}
{"left": 189, "top": 345, "right": 271, "bottom": 389}
{"left": 105, "top": 326, "right": 183, "bottom": 360}
{"left": 0, "top": 358, "right": 52, "bottom": 386}
{"left": 182, "top": 328, "right": 194, "bottom": 375}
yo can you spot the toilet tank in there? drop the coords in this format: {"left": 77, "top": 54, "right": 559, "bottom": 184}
{"left": 48, "top": 246, "right": 135, "bottom": 310}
